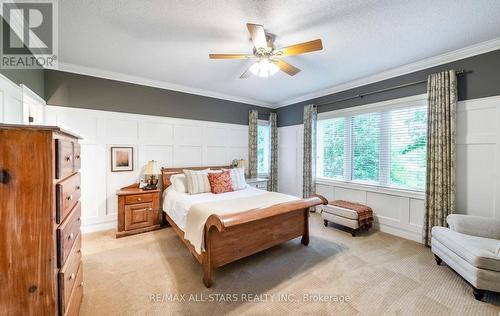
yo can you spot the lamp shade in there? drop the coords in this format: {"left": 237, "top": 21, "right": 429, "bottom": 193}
{"left": 144, "top": 160, "right": 161, "bottom": 175}
{"left": 236, "top": 159, "right": 247, "bottom": 170}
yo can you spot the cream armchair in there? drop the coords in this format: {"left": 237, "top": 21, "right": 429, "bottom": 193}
{"left": 431, "top": 214, "right": 500, "bottom": 300}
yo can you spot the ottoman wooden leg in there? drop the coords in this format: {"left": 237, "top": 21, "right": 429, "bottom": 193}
{"left": 351, "top": 229, "right": 357, "bottom": 237}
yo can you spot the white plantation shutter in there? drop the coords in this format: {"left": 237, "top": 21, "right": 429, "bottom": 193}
{"left": 386, "top": 106, "right": 427, "bottom": 190}
{"left": 317, "top": 118, "right": 345, "bottom": 179}
{"left": 351, "top": 112, "right": 381, "bottom": 183}
{"left": 317, "top": 100, "right": 427, "bottom": 191}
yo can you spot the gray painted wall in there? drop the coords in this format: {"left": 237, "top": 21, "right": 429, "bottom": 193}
{"left": 277, "top": 49, "right": 500, "bottom": 127}
{"left": 44, "top": 70, "right": 273, "bottom": 125}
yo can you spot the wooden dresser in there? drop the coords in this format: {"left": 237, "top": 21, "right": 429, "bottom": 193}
{"left": 0, "top": 124, "right": 83, "bottom": 316}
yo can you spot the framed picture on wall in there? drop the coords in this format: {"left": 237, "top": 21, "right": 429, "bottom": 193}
{"left": 111, "top": 147, "right": 134, "bottom": 172}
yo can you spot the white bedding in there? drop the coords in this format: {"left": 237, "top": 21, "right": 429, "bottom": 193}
{"left": 162, "top": 185, "right": 269, "bottom": 231}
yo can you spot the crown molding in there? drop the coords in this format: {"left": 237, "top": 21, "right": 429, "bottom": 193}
{"left": 275, "top": 37, "right": 500, "bottom": 108}
{"left": 54, "top": 62, "right": 275, "bottom": 108}
{"left": 53, "top": 38, "right": 500, "bottom": 110}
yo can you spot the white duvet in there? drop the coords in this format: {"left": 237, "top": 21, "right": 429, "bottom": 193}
{"left": 163, "top": 186, "right": 300, "bottom": 254}
{"left": 163, "top": 185, "right": 269, "bottom": 231}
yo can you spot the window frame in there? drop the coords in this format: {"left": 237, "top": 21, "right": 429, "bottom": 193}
{"left": 316, "top": 94, "right": 428, "bottom": 195}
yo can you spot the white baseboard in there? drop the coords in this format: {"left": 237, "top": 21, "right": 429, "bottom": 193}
{"left": 374, "top": 222, "right": 422, "bottom": 243}
{"left": 81, "top": 220, "right": 116, "bottom": 234}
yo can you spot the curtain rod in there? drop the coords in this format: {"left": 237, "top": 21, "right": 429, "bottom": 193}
{"left": 315, "top": 69, "right": 469, "bottom": 107}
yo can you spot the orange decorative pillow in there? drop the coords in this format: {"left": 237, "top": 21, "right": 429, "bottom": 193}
{"left": 207, "top": 170, "right": 234, "bottom": 194}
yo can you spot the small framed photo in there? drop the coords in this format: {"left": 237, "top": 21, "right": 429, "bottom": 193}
{"left": 111, "top": 147, "right": 134, "bottom": 172}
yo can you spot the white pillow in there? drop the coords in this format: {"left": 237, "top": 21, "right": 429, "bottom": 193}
{"left": 183, "top": 169, "right": 211, "bottom": 194}
{"left": 224, "top": 167, "right": 247, "bottom": 190}
{"left": 170, "top": 174, "right": 187, "bottom": 193}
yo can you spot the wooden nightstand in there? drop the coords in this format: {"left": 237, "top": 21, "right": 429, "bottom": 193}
{"left": 116, "top": 184, "right": 162, "bottom": 238}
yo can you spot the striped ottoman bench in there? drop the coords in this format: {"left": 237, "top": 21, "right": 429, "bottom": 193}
{"left": 321, "top": 200, "right": 373, "bottom": 237}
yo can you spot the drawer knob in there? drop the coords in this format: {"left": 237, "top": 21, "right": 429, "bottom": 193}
{"left": 0, "top": 169, "right": 11, "bottom": 184}
{"left": 137, "top": 197, "right": 142, "bottom": 201}
{"left": 148, "top": 208, "right": 153, "bottom": 211}
{"left": 68, "top": 233, "right": 74, "bottom": 240}
{"left": 69, "top": 273, "right": 75, "bottom": 280}
{"left": 65, "top": 155, "right": 73, "bottom": 162}
{"left": 80, "top": 282, "right": 84, "bottom": 287}
{"left": 66, "top": 194, "right": 73, "bottom": 201}
{"left": 76, "top": 186, "right": 81, "bottom": 190}
{"left": 75, "top": 155, "right": 81, "bottom": 160}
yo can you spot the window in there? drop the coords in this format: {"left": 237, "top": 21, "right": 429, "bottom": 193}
{"left": 317, "top": 118, "right": 345, "bottom": 179}
{"left": 257, "top": 121, "right": 270, "bottom": 175}
{"left": 351, "top": 112, "right": 380, "bottom": 182}
{"left": 317, "top": 98, "right": 427, "bottom": 191}
{"left": 389, "top": 107, "right": 427, "bottom": 189}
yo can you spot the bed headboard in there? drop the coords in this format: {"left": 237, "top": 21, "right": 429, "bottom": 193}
{"left": 161, "top": 166, "right": 232, "bottom": 188}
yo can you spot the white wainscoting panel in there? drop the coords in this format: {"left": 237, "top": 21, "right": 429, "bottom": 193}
{"left": 278, "top": 124, "right": 304, "bottom": 197}
{"left": 45, "top": 106, "right": 248, "bottom": 233}
{"left": 456, "top": 95, "right": 500, "bottom": 220}
{"left": 278, "top": 95, "right": 500, "bottom": 243}
{"left": 0, "top": 74, "right": 23, "bottom": 123}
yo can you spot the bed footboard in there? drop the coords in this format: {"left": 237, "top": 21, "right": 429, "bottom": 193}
{"left": 202, "top": 194, "right": 327, "bottom": 287}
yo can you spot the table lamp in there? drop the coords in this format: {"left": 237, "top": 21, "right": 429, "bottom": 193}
{"left": 144, "top": 160, "right": 161, "bottom": 190}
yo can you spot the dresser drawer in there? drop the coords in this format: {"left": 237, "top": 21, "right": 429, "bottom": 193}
{"left": 59, "top": 234, "right": 82, "bottom": 314}
{"left": 56, "top": 173, "right": 81, "bottom": 223}
{"left": 73, "top": 142, "right": 81, "bottom": 171}
{"left": 56, "top": 139, "right": 75, "bottom": 179}
{"left": 124, "top": 202, "right": 155, "bottom": 231}
{"left": 57, "top": 202, "right": 81, "bottom": 267}
{"left": 63, "top": 264, "right": 83, "bottom": 316}
{"left": 125, "top": 193, "right": 153, "bottom": 204}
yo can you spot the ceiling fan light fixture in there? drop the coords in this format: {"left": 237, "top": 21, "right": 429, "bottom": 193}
{"left": 249, "top": 58, "right": 279, "bottom": 78}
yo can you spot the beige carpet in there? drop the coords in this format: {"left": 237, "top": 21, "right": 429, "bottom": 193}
{"left": 80, "top": 213, "right": 499, "bottom": 315}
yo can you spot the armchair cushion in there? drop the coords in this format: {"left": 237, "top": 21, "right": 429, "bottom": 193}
{"left": 432, "top": 226, "right": 500, "bottom": 272}
{"left": 447, "top": 214, "right": 500, "bottom": 240}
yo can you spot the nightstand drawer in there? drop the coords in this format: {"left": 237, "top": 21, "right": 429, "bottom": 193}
{"left": 124, "top": 202, "right": 155, "bottom": 231}
{"left": 125, "top": 193, "right": 153, "bottom": 204}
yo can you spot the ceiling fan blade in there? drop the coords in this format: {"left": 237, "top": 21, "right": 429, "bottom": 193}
{"left": 278, "top": 39, "right": 323, "bottom": 56}
{"left": 209, "top": 54, "right": 254, "bottom": 59}
{"left": 240, "top": 68, "right": 252, "bottom": 79}
{"left": 246, "top": 23, "right": 268, "bottom": 50}
{"left": 276, "top": 60, "right": 301, "bottom": 76}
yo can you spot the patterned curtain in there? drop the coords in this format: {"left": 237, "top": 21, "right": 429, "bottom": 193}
{"left": 267, "top": 113, "right": 278, "bottom": 192}
{"left": 423, "top": 70, "right": 457, "bottom": 246}
{"left": 248, "top": 110, "right": 258, "bottom": 178}
{"left": 303, "top": 104, "right": 317, "bottom": 200}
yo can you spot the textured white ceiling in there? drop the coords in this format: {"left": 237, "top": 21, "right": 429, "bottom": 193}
{"left": 59, "top": 0, "right": 500, "bottom": 106}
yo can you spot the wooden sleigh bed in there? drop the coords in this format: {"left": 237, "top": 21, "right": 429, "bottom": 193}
{"left": 161, "top": 166, "right": 328, "bottom": 287}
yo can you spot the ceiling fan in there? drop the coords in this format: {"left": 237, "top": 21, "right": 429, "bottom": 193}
{"left": 209, "top": 23, "right": 323, "bottom": 79}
